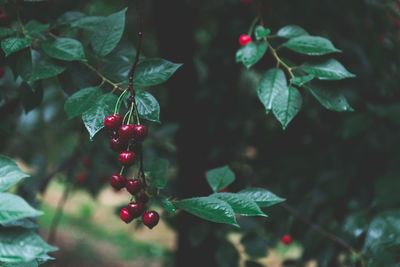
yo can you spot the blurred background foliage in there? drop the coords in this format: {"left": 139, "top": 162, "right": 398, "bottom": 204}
{"left": 1, "top": 0, "right": 400, "bottom": 266}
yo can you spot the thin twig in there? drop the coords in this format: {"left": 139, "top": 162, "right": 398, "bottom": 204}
{"left": 281, "top": 202, "right": 365, "bottom": 265}
{"left": 128, "top": 0, "right": 143, "bottom": 95}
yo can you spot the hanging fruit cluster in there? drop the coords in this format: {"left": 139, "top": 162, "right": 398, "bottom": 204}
{"left": 104, "top": 89, "right": 159, "bottom": 229}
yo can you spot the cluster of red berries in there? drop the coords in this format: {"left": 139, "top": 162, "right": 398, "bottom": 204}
{"left": 103, "top": 106, "right": 159, "bottom": 229}
{"left": 76, "top": 157, "right": 92, "bottom": 184}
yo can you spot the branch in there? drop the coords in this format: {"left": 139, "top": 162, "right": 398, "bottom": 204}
{"left": 128, "top": 0, "right": 143, "bottom": 96}
{"left": 280, "top": 202, "right": 365, "bottom": 265}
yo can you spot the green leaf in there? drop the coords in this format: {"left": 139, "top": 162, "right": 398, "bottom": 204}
{"left": 216, "top": 242, "right": 240, "bottom": 267}
{"left": 82, "top": 93, "right": 118, "bottom": 140}
{"left": 16, "top": 49, "right": 32, "bottom": 81}
{"left": 41, "top": 38, "right": 86, "bottom": 61}
{"left": 212, "top": 193, "right": 267, "bottom": 217}
{"left": 21, "top": 82, "right": 43, "bottom": 113}
{"left": 70, "top": 16, "right": 105, "bottom": 31}
{"left": 0, "top": 228, "right": 57, "bottom": 264}
{"left": 257, "top": 68, "right": 287, "bottom": 115}
{"left": 135, "top": 90, "right": 161, "bottom": 123}
{"left": 25, "top": 20, "right": 49, "bottom": 35}
{"left": 254, "top": 25, "right": 271, "bottom": 40}
{"left": 0, "top": 192, "right": 42, "bottom": 224}
{"left": 240, "top": 234, "right": 269, "bottom": 258}
{"left": 206, "top": 165, "right": 235, "bottom": 193}
{"left": 1, "top": 218, "right": 38, "bottom": 229}
{"left": 175, "top": 196, "right": 239, "bottom": 227}
{"left": 277, "top": 25, "right": 309, "bottom": 39}
{"left": 272, "top": 85, "right": 302, "bottom": 129}
{"left": 0, "top": 27, "right": 15, "bottom": 38}
{"left": 302, "top": 59, "right": 355, "bottom": 80}
{"left": 282, "top": 36, "right": 341, "bottom": 55}
{"left": 91, "top": 8, "right": 127, "bottom": 57}
{"left": 156, "top": 195, "right": 176, "bottom": 214}
{"left": 57, "top": 11, "right": 85, "bottom": 25}
{"left": 307, "top": 85, "right": 353, "bottom": 112}
{"left": 236, "top": 41, "right": 267, "bottom": 68}
{"left": 1, "top": 37, "right": 32, "bottom": 57}
{"left": 132, "top": 58, "right": 182, "bottom": 87}
{"left": 145, "top": 158, "right": 169, "bottom": 189}
{"left": 29, "top": 59, "right": 66, "bottom": 82}
{"left": 343, "top": 212, "right": 369, "bottom": 239}
{"left": 64, "top": 87, "right": 102, "bottom": 119}
{"left": 3, "top": 260, "right": 38, "bottom": 267}
{"left": 290, "top": 74, "right": 314, "bottom": 86}
{"left": 364, "top": 211, "right": 400, "bottom": 253}
{"left": 238, "top": 187, "right": 285, "bottom": 208}
{"left": 0, "top": 155, "right": 30, "bottom": 192}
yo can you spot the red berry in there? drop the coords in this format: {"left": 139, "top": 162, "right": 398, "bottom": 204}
{"left": 133, "top": 125, "right": 148, "bottom": 141}
{"left": 104, "top": 114, "right": 123, "bottom": 131}
{"left": 110, "top": 137, "right": 126, "bottom": 152}
{"left": 142, "top": 211, "right": 159, "bottom": 229}
{"left": 0, "top": 68, "right": 5, "bottom": 79}
{"left": 118, "top": 124, "right": 134, "bottom": 141}
{"left": 110, "top": 174, "right": 126, "bottom": 190}
{"left": 76, "top": 172, "right": 87, "bottom": 184}
{"left": 281, "top": 235, "right": 293, "bottom": 246}
{"left": 125, "top": 179, "right": 142, "bottom": 195}
{"left": 127, "top": 202, "right": 146, "bottom": 218}
{"left": 82, "top": 157, "right": 91, "bottom": 167}
{"left": 120, "top": 208, "right": 134, "bottom": 223}
{"left": 119, "top": 151, "right": 136, "bottom": 166}
{"left": 239, "top": 34, "right": 252, "bottom": 46}
{"left": 137, "top": 191, "right": 149, "bottom": 203}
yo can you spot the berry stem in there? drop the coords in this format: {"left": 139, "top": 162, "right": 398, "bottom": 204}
{"left": 81, "top": 61, "right": 121, "bottom": 91}
{"left": 247, "top": 16, "right": 259, "bottom": 36}
{"left": 114, "top": 89, "right": 129, "bottom": 115}
{"left": 132, "top": 100, "right": 141, "bottom": 125}
{"left": 119, "top": 166, "right": 125, "bottom": 175}
{"left": 267, "top": 40, "right": 295, "bottom": 78}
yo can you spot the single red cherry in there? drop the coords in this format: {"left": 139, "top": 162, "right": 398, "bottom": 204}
{"left": 126, "top": 179, "right": 142, "bottom": 195}
{"left": 76, "top": 172, "right": 87, "bottom": 184}
{"left": 120, "top": 208, "right": 134, "bottom": 224}
{"left": 82, "top": 157, "right": 91, "bottom": 167}
{"left": 133, "top": 125, "right": 148, "bottom": 141}
{"left": 239, "top": 34, "right": 252, "bottom": 46}
{"left": 110, "top": 137, "right": 126, "bottom": 152}
{"left": 110, "top": 174, "right": 126, "bottom": 190}
{"left": 118, "top": 124, "right": 134, "bottom": 141}
{"left": 281, "top": 235, "right": 293, "bottom": 246}
{"left": 119, "top": 151, "right": 136, "bottom": 166}
{"left": 0, "top": 68, "right": 5, "bottom": 79}
{"left": 137, "top": 191, "right": 149, "bottom": 203}
{"left": 104, "top": 114, "right": 123, "bottom": 131}
{"left": 142, "top": 211, "right": 159, "bottom": 229}
{"left": 127, "top": 202, "right": 146, "bottom": 218}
